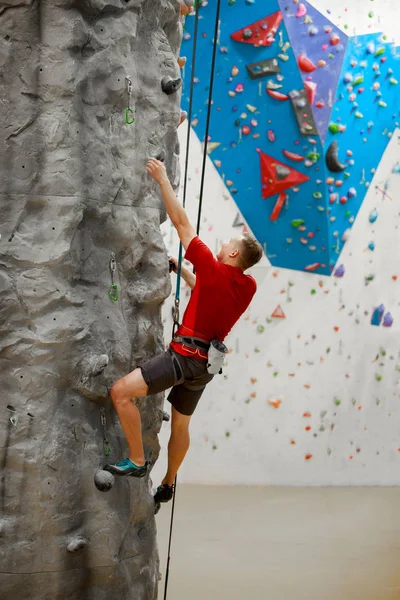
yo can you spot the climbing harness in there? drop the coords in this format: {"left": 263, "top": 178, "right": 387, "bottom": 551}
{"left": 100, "top": 407, "right": 111, "bottom": 457}
{"left": 164, "top": 1, "right": 222, "bottom": 599}
{"left": 108, "top": 252, "right": 119, "bottom": 302}
{"left": 125, "top": 75, "right": 135, "bottom": 125}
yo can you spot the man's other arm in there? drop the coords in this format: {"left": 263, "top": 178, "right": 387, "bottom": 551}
{"left": 146, "top": 158, "right": 196, "bottom": 250}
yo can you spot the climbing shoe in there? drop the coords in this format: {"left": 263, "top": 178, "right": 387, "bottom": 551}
{"left": 154, "top": 483, "right": 174, "bottom": 514}
{"left": 103, "top": 458, "right": 148, "bottom": 478}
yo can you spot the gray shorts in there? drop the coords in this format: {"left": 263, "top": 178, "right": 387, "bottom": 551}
{"left": 139, "top": 347, "right": 214, "bottom": 416}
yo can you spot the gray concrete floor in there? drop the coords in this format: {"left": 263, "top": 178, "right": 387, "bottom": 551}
{"left": 156, "top": 485, "right": 400, "bottom": 600}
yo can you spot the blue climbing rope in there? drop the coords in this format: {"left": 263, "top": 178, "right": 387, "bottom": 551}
{"left": 164, "top": 1, "right": 222, "bottom": 599}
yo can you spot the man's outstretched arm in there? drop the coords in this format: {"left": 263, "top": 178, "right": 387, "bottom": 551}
{"left": 146, "top": 158, "right": 196, "bottom": 251}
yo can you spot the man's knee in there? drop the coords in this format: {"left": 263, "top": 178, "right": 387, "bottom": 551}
{"left": 110, "top": 380, "right": 130, "bottom": 408}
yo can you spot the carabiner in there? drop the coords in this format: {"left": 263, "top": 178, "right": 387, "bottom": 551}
{"left": 126, "top": 108, "right": 135, "bottom": 125}
{"left": 109, "top": 284, "right": 119, "bottom": 302}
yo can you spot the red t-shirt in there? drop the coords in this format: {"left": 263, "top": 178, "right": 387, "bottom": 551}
{"left": 170, "top": 236, "right": 257, "bottom": 360}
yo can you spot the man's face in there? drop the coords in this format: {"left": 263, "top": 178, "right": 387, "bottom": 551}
{"left": 217, "top": 236, "right": 242, "bottom": 263}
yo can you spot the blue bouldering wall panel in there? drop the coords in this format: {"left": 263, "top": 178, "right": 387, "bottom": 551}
{"left": 181, "top": 0, "right": 399, "bottom": 275}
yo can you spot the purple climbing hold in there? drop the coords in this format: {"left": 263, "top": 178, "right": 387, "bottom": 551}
{"left": 348, "top": 187, "right": 357, "bottom": 198}
{"left": 334, "top": 264, "right": 345, "bottom": 277}
{"left": 371, "top": 304, "right": 385, "bottom": 326}
{"left": 382, "top": 312, "right": 393, "bottom": 327}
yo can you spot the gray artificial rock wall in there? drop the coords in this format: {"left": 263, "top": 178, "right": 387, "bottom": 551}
{"left": 0, "top": 1, "right": 183, "bottom": 598}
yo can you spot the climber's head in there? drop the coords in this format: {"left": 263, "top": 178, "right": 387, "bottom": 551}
{"left": 217, "top": 233, "right": 263, "bottom": 271}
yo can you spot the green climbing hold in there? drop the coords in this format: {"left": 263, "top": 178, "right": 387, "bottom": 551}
{"left": 292, "top": 219, "right": 305, "bottom": 228}
{"left": 334, "top": 397, "right": 341, "bottom": 406}
{"left": 352, "top": 75, "right": 364, "bottom": 86}
{"left": 374, "top": 46, "right": 385, "bottom": 57}
{"left": 313, "top": 191, "right": 323, "bottom": 199}
{"left": 354, "top": 111, "right": 364, "bottom": 119}
{"left": 375, "top": 374, "right": 382, "bottom": 382}
{"left": 329, "top": 123, "right": 340, "bottom": 134}
{"left": 225, "top": 432, "right": 231, "bottom": 438}
{"left": 344, "top": 172, "right": 350, "bottom": 180}
{"left": 257, "top": 325, "right": 265, "bottom": 333}
{"left": 311, "top": 289, "right": 316, "bottom": 295}
{"left": 307, "top": 152, "right": 320, "bottom": 163}
{"left": 389, "top": 77, "right": 398, "bottom": 85}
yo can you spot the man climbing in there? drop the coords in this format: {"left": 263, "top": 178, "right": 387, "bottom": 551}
{"left": 104, "top": 158, "right": 263, "bottom": 512}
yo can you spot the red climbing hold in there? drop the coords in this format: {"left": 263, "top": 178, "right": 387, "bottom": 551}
{"left": 282, "top": 149, "right": 305, "bottom": 162}
{"left": 259, "top": 151, "right": 310, "bottom": 199}
{"left": 270, "top": 192, "right": 287, "bottom": 221}
{"left": 298, "top": 54, "right": 317, "bottom": 73}
{"left": 266, "top": 89, "right": 289, "bottom": 101}
{"left": 271, "top": 305, "right": 286, "bottom": 318}
{"left": 230, "top": 11, "right": 283, "bottom": 47}
{"left": 304, "top": 81, "right": 317, "bottom": 106}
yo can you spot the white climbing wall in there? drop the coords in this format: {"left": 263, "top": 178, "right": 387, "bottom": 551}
{"left": 152, "top": 0, "right": 400, "bottom": 487}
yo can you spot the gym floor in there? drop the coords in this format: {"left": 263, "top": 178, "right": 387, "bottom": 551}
{"left": 156, "top": 485, "right": 400, "bottom": 600}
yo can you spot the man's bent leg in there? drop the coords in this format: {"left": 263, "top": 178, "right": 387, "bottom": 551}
{"left": 162, "top": 407, "right": 191, "bottom": 486}
{"left": 110, "top": 367, "right": 149, "bottom": 467}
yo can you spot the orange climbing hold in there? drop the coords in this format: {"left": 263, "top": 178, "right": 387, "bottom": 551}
{"left": 271, "top": 305, "right": 286, "bottom": 318}
{"left": 268, "top": 399, "right": 282, "bottom": 408}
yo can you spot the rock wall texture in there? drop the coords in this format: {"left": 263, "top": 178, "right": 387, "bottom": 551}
{"left": 0, "top": 0, "right": 183, "bottom": 598}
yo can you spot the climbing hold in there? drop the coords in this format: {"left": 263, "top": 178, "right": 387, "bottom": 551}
{"left": 343, "top": 73, "right": 353, "bottom": 84}
{"left": 296, "top": 3, "right": 307, "bottom": 18}
{"left": 94, "top": 469, "right": 115, "bottom": 492}
{"left": 67, "top": 537, "right": 87, "bottom": 553}
{"left": 270, "top": 192, "right": 287, "bottom": 221}
{"left": 383, "top": 313, "right": 393, "bottom": 327}
{"left": 298, "top": 54, "right": 317, "bottom": 73}
{"left": 161, "top": 77, "right": 183, "bottom": 95}
{"left": 374, "top": 46, "right": 386, "bottom": 58}
{"left": 368, "top": 242, "right": 375, "bottom": 251}
{"left": 267, "top": 130, "right": 276, "bottom": 142}
{"left": 371, "top": 304, "right": 385, "bottom": 326}
{"left": 369, "top": 209, "right": 378, "bottom": 223}
{"left": 162, "top": 411, "right": 170, "bottom": 422}
{"left": 347, "top": 187, "right": 357, "bottom": 198}
{"left": 292, "top": 219, "right": 305, "bottom": 228}
{"left": 275, "top": 165, "right": 290, "bottom": 180}
{"left": 282, "top": 150, "right": 304, "bottom": 162}
{"left": 266, "top": 89, "right": 289, "bottom": 101}
{"left": 304, "top": 81, "right": 317, "bottom": 106}
{"left": 289, "top": 90, "right": 318, "bottom": 136}
{"left": 309, "top": 26, "right": 318, "bottom": 36}
{"left": 206, "top": 142, "right": 221, "bottom": 154}
{"left": 246, "top": 58, "right": 280, "bottom": 80}
{"left": 178, "top": 56, "right": 187, "bottom": 68}
{"left": 235, "top": 83, "right": 244, "bottom": 93}
{"left": 334, "top": 264, "right": 345, "bottom": 277}
{"left": 259, "top": 151, "right": 310, "bottom": 199}
{"left": 271, "top": 305, "right": 286, "bottom": 318}
{"left": 304, "top": 263, "right": 320, "bottom": 272}
{"left": 325, "top": 141, "right": 346, "bottom": 173}
{"left": 230, "top": 12, "right": 283, "bottom": 47}
{"left": 330, "top": 33, "right": 340, "bottom": 46}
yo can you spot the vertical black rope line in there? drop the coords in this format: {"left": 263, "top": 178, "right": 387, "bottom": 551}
{"left": 195, "top": 0, "right": 222, "bottom": 236}
{"left": 173, "top": 1, "right": 201, "bottom": 329}
{"left": 164, "top": 4, "right": 202, "bottom": 600}
{"left": 163, "top": 475, "right": 178, "bottom": 600}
